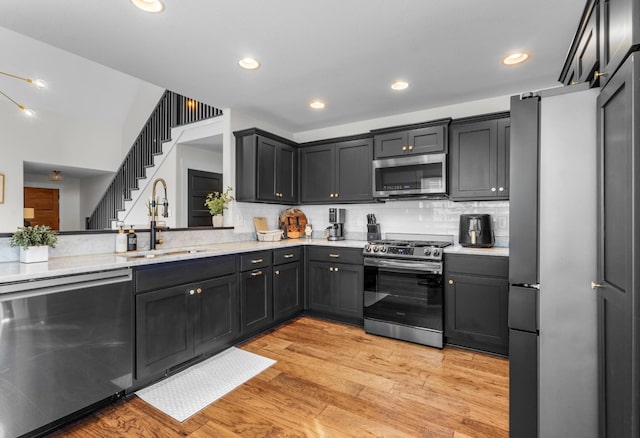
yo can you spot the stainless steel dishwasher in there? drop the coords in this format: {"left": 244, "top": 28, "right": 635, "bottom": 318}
{"left": 0, "top": 269, "right": 133, "bottom": 438}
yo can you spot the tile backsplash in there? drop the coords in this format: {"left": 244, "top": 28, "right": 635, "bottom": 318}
{"left": 234, "top": 199, "right": 509, "bottom": 246}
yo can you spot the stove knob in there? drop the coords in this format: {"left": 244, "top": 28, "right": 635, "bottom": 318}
{"left": 380, "top": 246, "right": 387, "bottom": 253}
{"left": 432, "top": 249, "right": 440, "bottom": 257}
{"left": 364, "top": 244, "right": 371, "bottom": 252}
{"left": 424, "top": 248, "right": 432, "bottom": 256}
{"left": 373, "top": 246, "right": 379, "bottom": 253}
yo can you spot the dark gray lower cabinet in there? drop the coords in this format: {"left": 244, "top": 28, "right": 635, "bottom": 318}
{"left": 274, "top": 261, "right": 303, "bottom": 321}
{"left": 444, "top": 254, "right": 509, "bottom": 355}
{"left": 240, "top": 267, "right": 273, "bottom": 336}
{"left": 307, "top": 261, "right": 363, "bottom": 321}
{"left": 135, "top": 274, "right": 238, "bottom": 380}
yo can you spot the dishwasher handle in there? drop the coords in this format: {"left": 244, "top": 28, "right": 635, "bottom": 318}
{"left": 0, "top": 269, "right": 132, "bottom": 301}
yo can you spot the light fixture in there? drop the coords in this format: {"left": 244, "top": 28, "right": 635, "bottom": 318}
{"left": 0, "top": 70, "right": 45, "bottom": 116}
{"left": 238, "top": 58, "right": 261, "bottom": 70}
{"left": 503, "top": 52, "right": 529, "bottom": 65}
{"left": 49, "top": 170, "right": 63, "bottom": 182}
{"left": 391, "top": 80, "right": 409, "bottom": 91}
{"left": 130, "top": 0, "right": 164, "bottom": 13}
{"left": 309, "top": 100, "right": 326, "bottom": 110}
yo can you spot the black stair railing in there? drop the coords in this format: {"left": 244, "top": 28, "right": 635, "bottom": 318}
{"left": 86, "top": 91, "right": 223, "bottom": 230}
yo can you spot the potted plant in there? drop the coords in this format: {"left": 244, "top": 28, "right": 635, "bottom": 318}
{"left": 204, "top": 186, "right": 234, "bottom": 227}
{"left": 10, "top": 225, "right": 58, "bottom": 263}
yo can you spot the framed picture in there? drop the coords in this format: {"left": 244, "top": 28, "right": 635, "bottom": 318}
{"left": 0, "top": 174, "right": 4, "bottom": 204}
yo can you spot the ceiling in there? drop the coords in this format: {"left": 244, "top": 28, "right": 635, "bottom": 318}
{"left": 0, "top": 0, "right": 585, "bottom": 133}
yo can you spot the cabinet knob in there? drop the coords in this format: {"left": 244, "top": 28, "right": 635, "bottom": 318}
{"left": 189, "top": 289, "right": 195, "bottom": 295}
{"left": 251, "top": 270, "right": 263, "bottom": 277}
{"left": 197, "top": 288, "right": 202, "bottom": 294}
{"left": 491, "top": 187, "right": 497, "bottom": 192}
{"left": 329, "top": 267, "right": 334, "bottom": 272}
{"left": 408, "top": 145, "right": 414, "bottom": 151}
{"left": 335, "top": 193, "right": 339, "bottom": 197}
{"left": 591, "top": 281, "right": 603, "bottom": 289}
{"left": 448, "top": 279, "right": 454, "bottom": 285}
{"left": 334, "top": 267, "right": 339, "bottom": 272}
{"left": 498, "top": 187, "right": 504, "bottom": 192}
{"left": 330, "top": 193, "right": 334, "bottom": 198}
{"left": 402, "top": 146, "right": 407, "bottom": 151}
{"left": 275, "top": 270, "right": 280, "bottom": 275}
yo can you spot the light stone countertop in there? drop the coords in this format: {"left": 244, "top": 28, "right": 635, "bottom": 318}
{"left": 0, "top": 239, "right": 508, "bottom": 285}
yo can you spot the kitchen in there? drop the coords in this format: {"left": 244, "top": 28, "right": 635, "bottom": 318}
{"left": 0, "top": 0, "right": 637, "bottom": 437}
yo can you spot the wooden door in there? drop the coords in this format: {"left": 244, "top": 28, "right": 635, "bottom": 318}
{"left": 596, "top": 53, "right": 638, "bottom": 437}
{"left": 24, "top": 187, "right": 59, "bottom": 230}
{"left": 187, "top": 169, "right": 222, "bottom": 227}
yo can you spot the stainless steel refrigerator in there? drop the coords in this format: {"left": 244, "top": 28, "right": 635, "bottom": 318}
{"left": 509, "top": 84, "right": 598, "bottom": 437}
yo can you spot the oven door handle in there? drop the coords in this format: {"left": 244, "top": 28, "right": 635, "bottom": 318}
{"left": 364, "top": 257, "right": 441, "bottom": 274}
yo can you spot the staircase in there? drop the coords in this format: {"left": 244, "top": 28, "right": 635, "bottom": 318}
{"left": 87, "top": 91, "right": 223, "bottom": 230}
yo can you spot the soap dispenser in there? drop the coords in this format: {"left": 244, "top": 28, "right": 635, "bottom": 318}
{"left": 127, "top": 226, "right": 137, "bottom": 251}
{"left": 115, "top": 224, "right": 127, "bottom": 253}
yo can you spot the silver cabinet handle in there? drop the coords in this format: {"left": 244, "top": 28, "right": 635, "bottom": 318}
{"left": 591, "top": 281, "right": 602, "bottom": 289}
{"left": 251, "top": 270, "right": 263, "bottom": 277}
{"left": 251, "top": 259, "right": 263, "bottom": 264}
{"left": 284, "top": 254, "right": 294, "bottom": 258}
{"left": 329, "top": 254, "right": 340, "bottom": 258}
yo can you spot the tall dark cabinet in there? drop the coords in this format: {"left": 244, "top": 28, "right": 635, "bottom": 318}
{"left": 596, "top": 53, "right": 639, "bottom": 438}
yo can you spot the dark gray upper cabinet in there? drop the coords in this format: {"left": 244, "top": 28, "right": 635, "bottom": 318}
{"left": 599, "top": 0, "right": 640, "bottom": 86}
{"left": 559, "top": 0, "right": 600, "bottom": 86}
{"left": 235, "top": 128, "right": 298, "bottom": 204}
{"left": 299, "top": 136, "right": 373, "bottom": 203}
{"left": 371, "top": 119, "right": 450, "bottom": 159}
{"left": 449, "top": 113, "right": 510, "bottom": 201}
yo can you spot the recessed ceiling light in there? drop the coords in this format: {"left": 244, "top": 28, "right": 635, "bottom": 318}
{"left": 130, "top": 0, "right": 165, "bottom": 13}
{"left": 309, "top": 100, "right": 326, "bottom": 110}
{"left": 238, "top": 58, "right": 261, "bottom": 70}
{"left": 503, "top": 52, "right": 529, "bottom": 65}
{"left": 391, "top": 80, "right": 409, "bottom": 91}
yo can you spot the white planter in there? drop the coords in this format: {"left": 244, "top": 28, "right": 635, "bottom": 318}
{"left": 212, "top": 215, "right": 224, "bottom": 228}
{"left": 20, "top": 246, "right": 49, "bottom": 263}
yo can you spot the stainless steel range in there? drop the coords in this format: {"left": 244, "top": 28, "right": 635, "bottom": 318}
{"left": 363, "top": 233, "right": 453, "bottom": 348}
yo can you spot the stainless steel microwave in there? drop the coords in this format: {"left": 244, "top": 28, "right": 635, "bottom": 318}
{"left": 372, "top": 153, "right": 447, "bottom": 199}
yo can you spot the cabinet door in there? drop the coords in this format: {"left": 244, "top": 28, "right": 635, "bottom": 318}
{"left": 300, "top": 144, "right": 335, "bottom": 203}
{"left": 596, "top": 54, "right": 636, "bottom": 437}
{"left": 194, "top": 275, "right": 239, "bottom": 356}
{"left": 444, "top": 273, "right": 508, "bottom": 355}
{"left": 496, "top": 118, "right": 510, "bottom": 198}
{"left": 335, "top": 138, "right": 373, "bottom": 202}
{"left": 136, "top": 285, "right": 194, "bottom": 379}
{"left": 449, "top": 120, "right": 499, "bottom": 200}
{"left": 373, "top": 131, "right": 408, "bottom": 158}
{"left": 240, "top": 267, "right": 273, "bottom": 336}
{"left": 599, "top": 0, "right": 639, "bottom": 85}
{"left": 275, "top": 143, "right": 298, "bottom": 203}
{"left": 333, "top": 264, "right": 364, "bottom": 319}
{"left": 307, "top": 261, "right": 333, "bottom": 312}
{"left": 576, "top": 4, "right": 599, "bottom": 84}
{"left": 273, "top": 262, "right": 303, "bottom": 321}
{"left": 408, "top": 125, "right": 446, "bottom": 154}
{"left": 256, "top": 136, "right": 278, "bottom": 201}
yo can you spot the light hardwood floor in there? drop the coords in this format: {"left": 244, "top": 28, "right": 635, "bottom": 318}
{"left": 51, "top": 317, "right": 509, "bottom": 437}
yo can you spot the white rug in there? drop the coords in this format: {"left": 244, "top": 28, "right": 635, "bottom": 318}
{"left": 136, "top": 347, "right": 276, "bottom": 422}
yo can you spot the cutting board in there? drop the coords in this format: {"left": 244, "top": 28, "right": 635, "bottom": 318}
{"left": 253, "top": 217, "right": 269, "bottom": 232}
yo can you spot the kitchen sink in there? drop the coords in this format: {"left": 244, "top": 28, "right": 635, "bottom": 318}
{"left": 122, "top": 248, "right": 206, "bottom": 259}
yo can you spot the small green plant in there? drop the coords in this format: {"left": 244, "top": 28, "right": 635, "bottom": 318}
{"left": 204, "top": 186, "right": 235, "bottom": 216}
{"left": 10, "top": 225, "right": 58, "bottom": 250}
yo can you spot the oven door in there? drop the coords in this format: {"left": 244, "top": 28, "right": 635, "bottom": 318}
{"left": 364, "top": 257, "right": 443, "bottom": 331}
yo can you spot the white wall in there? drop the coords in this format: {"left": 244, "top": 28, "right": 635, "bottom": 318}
{"left": 121, "top": 83, "right": 165, "bottom": 157}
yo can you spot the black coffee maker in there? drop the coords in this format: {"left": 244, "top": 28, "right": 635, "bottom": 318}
{"left": 458, "top": 214, "right": 494, "bottom": 248}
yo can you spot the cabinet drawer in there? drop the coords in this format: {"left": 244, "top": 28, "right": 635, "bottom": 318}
{"left": 445, "top": 254, "right": 508, "bottom": 277}
{"left": 273, "top": 247, "right": 302, "bottom": 265}
{"left": 135, "top": 255, "right": 236, "bottom": 293}
{"left": 240, "top": 251, "right": 273, "bottom": 271}
{"left": 307, "top": 246, "right": 363, "bottom": 264}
